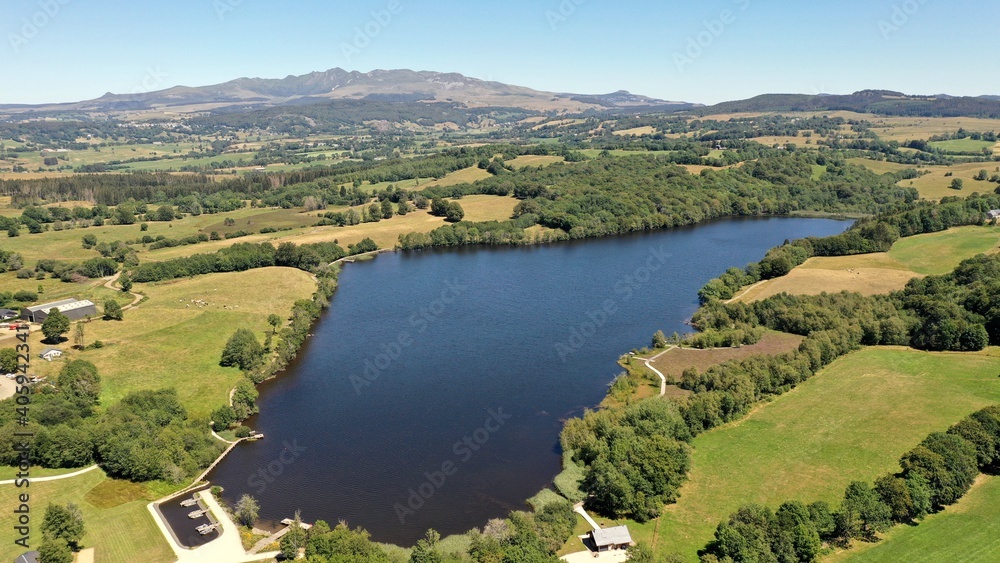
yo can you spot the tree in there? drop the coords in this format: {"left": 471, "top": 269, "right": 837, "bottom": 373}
{"left": 103, "top": 299, "right": 123, "bottom": 321}
{"left": 119, "top": 271, "right": 133, "bottom": 293}
{"left": 430, "top": 198, "right": 449, "bottom": 217}
{"left": 7, "top": 224, "right": 18, "bottom": 237}
{"left": 0, "top": 348, "right": 18, "bottom": 373}
{"left": 235, "top": 494, "right": 259, "bottom": 527}
{"left": 37, "top": 537, "right": 73, "bottom": 563}
{"left": 975, "top": 169, "right": 988, "bottom": 181}
{"left": 626, "top": 542, "right": 657, "bottom": 562}
{"left": 231, "top": 379, "right": 259, "bottom": 419}
{"left": 381, "top": 199, "right": 394, "bottom": 219}
{"left": 280, "top": 511, "right": 307, "bottom": 559}
{"left": 58, "top": 360, "right": 101, "bottom": 406}
{"left": 836, "top": 481, "right": 891, "bottom": 542}
{"left": 220, "top": 328, "right": 265, "bottom": 371}
{"left": 267, "top": 314, "right": 282, "bottom": 333}
{"left": 155, "top": 205, "right": 175, "bottom": 221}
{"left": 73, "top": 322, "right": 85, "bottom": 349}
{"left": 41, "top": 503, "right": 85, "bottom": 549}
{"left": 652, "top": 330, "right": 668, "bottom": 349}
{"left": 81, "top": 234, "right": 97, "bottom": 249}
{"left": 445, "top": 202, "right": 464, "bottom": 223}
{"left": 409, "top": 529, "right": 444, "bottom": 563}
{"left": 212, "top": 405, "right": 237, "bottom": 428}
{"left": 41, "top": 309, "right": 70, "bottom": 343}
{"left": 951, "top": 178, "right": 964, "bottom": 190}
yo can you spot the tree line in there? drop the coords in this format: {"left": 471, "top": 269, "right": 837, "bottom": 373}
{"left": 130, "top": 239, "right": 372, "bottom": 283}
{"left": 398, "top": 151, "right": 918, "bottom": 252}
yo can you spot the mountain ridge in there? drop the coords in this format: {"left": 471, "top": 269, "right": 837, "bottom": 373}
{"left": 0, "top": 67, "right": 694, "bottom": 115}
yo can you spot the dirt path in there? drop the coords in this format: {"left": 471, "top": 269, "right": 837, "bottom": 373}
{"left": 725, "top": 280, "right": 767, "bottom": 304}
{"left": 103, "top": 272, "right": 144, "bottom": 310}
{"left": 329, "top": 248, "right": 391, "bottom": 266}
{"left": 0, "top": 464, "right": 99, "bottom": 485}
{"left": 632, "top": 346, "right": 674, "bottom": 397}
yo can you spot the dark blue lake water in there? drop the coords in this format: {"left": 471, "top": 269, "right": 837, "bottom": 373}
{"left": 208, "top": 217, "right": 852, "bottom": 545}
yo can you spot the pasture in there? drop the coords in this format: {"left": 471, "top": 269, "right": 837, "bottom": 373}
{"left": 929, "top": 138, "right": 997, "bottom": 154}
{"left": 0, "top": 469, "right": 175, "bottom": 563}
{"left": 734, "top": 226, "right": 1000, "bottom": 302}
{"left": 56, "top": 267, "right": 316, "bottom": 418}
{"left": 144, "top": 195, "right": 519, "bottom": 260}
{"left": 896, "top": 161, "right": 999, "bottom": 201}
{"left": 837, "top": 475, "right": 1000, "bottom": 563}
{"left": 888, "top": 225, "right": 1000, "bottom": 274}
{"left": 653, "top": 346, "right": 1000, "bottom": 561}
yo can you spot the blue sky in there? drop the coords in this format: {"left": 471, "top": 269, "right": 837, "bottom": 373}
{"left": 2, "top": 0, "right": 998, "bottom": 105}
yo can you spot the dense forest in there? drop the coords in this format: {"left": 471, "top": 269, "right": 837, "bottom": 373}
{"left": 400, "top": 151, "right": 919, "bottom": 249}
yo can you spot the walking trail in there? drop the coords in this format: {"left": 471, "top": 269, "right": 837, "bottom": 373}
{"left": 632, "top": 346, "right": 674, "bottom": 397}
{"left": 104, "top": 272, "right": 145, "bottom": 310}
{"left": 0, "top": 464, "right": 99, "bottom": 485}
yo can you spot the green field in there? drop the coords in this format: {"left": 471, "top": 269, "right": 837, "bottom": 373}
{"left": 736, "top": 225, "right": 1000, "bottom": 302}
{"left": 652, "top": 347, "right": 1000, "bottom": 561}
{"left": 17, "top": 267, "right": 318, "bottom": 419}
{"left": 887, "top": 225, "right": 1000, "bottom": 274}
{"left": 0, "top": 469, "right": 175, "bottom": 563}
{"left": 838, "top": 475, "right": 1000, "bottom": 562}
{"left": 928, "top": 138, "right": 997, "bottom": 154}
{"left": 0, "top": 204, "right": 312, "bottom": 263}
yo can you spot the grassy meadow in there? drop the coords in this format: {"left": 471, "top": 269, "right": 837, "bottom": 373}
{"left": 652, "top": 347, "right": 1000, "bottom": 561}
{"left": 18, "top": 267, "right": 317, "bottom": 419}
{"left": 0, "top": 469, "right": 175, "bottom": 563}
{"left": 143, "top": 195, "right": 518, "bottom": 261}
{"left": 735, "top": 225, "right": 1000, "bottom": 302}
{"left": 836, "top": 475, "right": 1000, "bottom": 563}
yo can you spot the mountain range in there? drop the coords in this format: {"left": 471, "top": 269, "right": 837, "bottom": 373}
{"left": 0, "top": 68, "right": 694, "bottom": 115}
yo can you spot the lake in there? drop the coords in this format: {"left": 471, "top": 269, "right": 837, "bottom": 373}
{"left": 207, "top": 217, "right": 852, "bottom": 545}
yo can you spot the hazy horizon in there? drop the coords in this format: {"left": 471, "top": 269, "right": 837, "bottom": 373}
{"left": 3, "top": 0, "right": 999, "bottom": 105}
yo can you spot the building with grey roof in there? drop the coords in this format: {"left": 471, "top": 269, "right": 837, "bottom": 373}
{"left": 21, "top": 298, "right": 97, "bottom": 323}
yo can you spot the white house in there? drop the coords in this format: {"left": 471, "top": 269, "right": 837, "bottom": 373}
{"left": 39, "top": 348, "right": 63, "bottom": 361}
